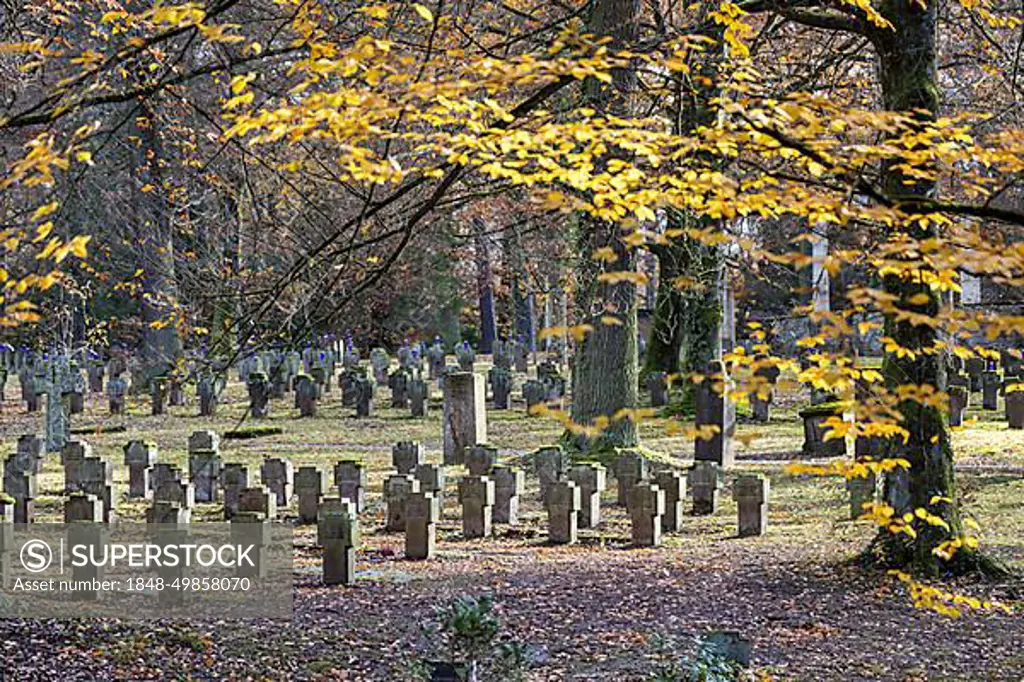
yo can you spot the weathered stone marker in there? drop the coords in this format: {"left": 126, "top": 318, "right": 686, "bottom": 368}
{"left": 238, "top": 486, "right": 277, "bottom": 520}
{"left": 523, "top": 380, "right": 545, "bottom": 415}
{"left": 221, "top": 464, "right": 250, "bottom": 520}
{"left": 489, "top": 366, "right": 513, "bottom": 410}
{"left": 187, "top": 430, "right": 222, "bottom": 503}
{"left": 568, "top": 462, "right": 606, "bottom": 528}
{"left": 846, "top": 471, "right": 878, "bottom": 520}
{"left": 385, "top": 474, "right": 419, "bottom": 532}
{"left": 646, "top": 371, "right": 668, "bottom": 407}
{"left": 123, "top": 440, "right": 157, "bottom": 499}
{"left": 392, "top": 441, "right": 424, "bottom": 475}
{"left": 415, "top": 463, "right": 446, "bottom": 502}
{"left": 465, "top": 444, "right": 497, "bottom": 477}
{"left": 694, "top": 361, "right": 735, "bottom": 468}
{"left": 248, "top": 371, "right": 270, "bottom": 418}
{"left": 333, "top": 460, "right": 367, "bottom": 512}
{"left": 546, "top": 480, "right": 580, "bottom": 545}
{"left": 260, "top": 458, "right": 294, "bottom": 507}
{"left": 629, "top": 482, "right": 665, "bottom": 547}
{"left": 654, "top": 470, "right": 686, "bottom": 533}
{"left": 689, "top": 461, "right": 722, "bottom": 515}
{"left": 949, "top": 386, "right": 969, "bottom": 427}
{"left": 733, "top": 474, "right": 770, "bottom": 537}
{"left": 295, "top": 466, "right": 327, "bottom": 525}
{"left": 296, "top": 375, "right": 319, "bottom": 417}
{"left": 321, "top": 501, "right": 359, "bottom": 586}
{"left": 1007, "top": 387, "right": 1024, "bottom": 429}
{"left": 534, "top": 446, "right": 565, "bottom": 505}
{"left": 458, "top": 475, "right": 494, "bottom": 539}
{"left": 491, "top": 465, "right": 524, "bottom": 525}
{"left": 443, "top": 372, "right": 487, "bottom": 465}
{"left": 409, "top": 378, "right": 430, "bottom": 417}
{"left": 405, "top": 491, "right": 439, "bottom": 560}
{"left": 982, "top": 371, "right": 1000, "bottom": 410}
{"left": 354, "top": 376, "right": 374, "bottom": 418}
{"left": 231, "top": 511, "right": 270, "bottom": 579}
{"left": 612, "top": 452, "right": 648, "bottom": 508}
{"left": 64, "top": 493, "right": 108, "bottom": 600}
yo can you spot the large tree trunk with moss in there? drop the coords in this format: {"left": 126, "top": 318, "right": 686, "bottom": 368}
{"left": 134, "top": 103, "right": 183, "bottom": 383}
{"left": 870, "top": 0, "right": 981, "bottom": 575}
{"left": 569, "top": 0, "right": 642, "bottom": 451}
{"left": 644, "top": 218, "right": 723, "bottom": 405}
{"left": 643, "top": 22, "right": 727, "bottom": 412}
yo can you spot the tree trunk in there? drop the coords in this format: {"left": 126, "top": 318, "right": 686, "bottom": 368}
{"left": 472, "top": 217, "right": 497, "bottom": 353}
{"left": 870, "top": 0, "right": 981, "bottom": 575}
{"left": 569, "top": 0, "right": 642, "bottom": 451}
{"left": 134, "top": 103, "right": 183, "bottom": 382}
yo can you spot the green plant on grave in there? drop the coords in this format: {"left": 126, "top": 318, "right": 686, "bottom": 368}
{"left": 419, "top": 594, "right": 528, "bottom": 682}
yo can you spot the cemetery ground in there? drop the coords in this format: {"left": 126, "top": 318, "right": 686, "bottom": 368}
{"left": 1, "top": 372, "right": 1023, "bottom": 681}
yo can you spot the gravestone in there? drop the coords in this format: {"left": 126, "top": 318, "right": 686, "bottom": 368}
{"left": 221, "top": 464, "right": 250, "bottom": 520}
{"left": 546, "top": 480, "right": 580, "bottom": 545}
{"left": 248, "top": 371, "right": 270, "bottom": 418}
{"left": 0, "top": 498, "right": 13, "bottom": 587}
{"left": 370, "top": 348, "right": 390, "bottom": 384}
{"left": 949, "top": 386, "right": 968, "bottom": 427}
{"left": 409, "top": 378, "right": 430, "bottom": 417}
{"left": 150, "top": 376, "right": 167, "bottom": 416}
{"left": 965, "top": 357, "right": 985, "bottom": 392}
{"left": 491, "top": 465, "right": 524, "bottom": 525}
{"left": 321, "top": 503, "right": 358, "bottom": 586}
{"left": 465, "top": 444, "right": 497, "bottom": 477}
{"left": 17, "top": 435, "right": 44, "bottom": 473}
{"left": 334, "top": 460, "right": 367, "bottom": 512}
{"left": 458, "top": 475, "right": 494, "bottom": 539}
{"left": 168, "top": 376, "right": 185, "bottom": 406}
{"left": 800, "top": 403, "right": 850, "bottom": 456}
{"left": 523, "top": 380, "right": 546, "bottom": 415}
{"left": 150, "top": 463, "right": 183, "bottom": 499}
{"left": 154, "top": 477, "right": 195, "bottom": 510}
{"left": 612, "top": 452, "right": 648, "bottom": 508}
{"left": 846, "top": 471, "right": 878, "bottom": 520}
{"left": 654, "top": 470, "right": 686, "bottom": 533}
{"left": 296, "top": 375, "right": 319, "bottom": 417}
{"left": 406, "top": 491, "right": 439, "bottom": 560}
{"left": 568, "top": 462, "right": 606, "bottom": 528}
{"left": 1007, "top": 388, "right": 1024, "bottom": 429}
{"left": 392, "top": 441, "right": 424, "bottom": 475}
{"left": 295, "top": 466, "right": 327, "bottom": 525}
{"left": 455, "top": 343, "right": 476, "bottom": 372}
{"left": 238, "top": 486, "right": 277, "bottom": 520}
{"left": 385, "top": 474, "right": 419, "bottom": 532}
{"left": 354, "top": 376, "right": 374, "bottom": 417}
{"left": 694, "top": 361, "right": 735, "bottom": 468}
{"left": 260, "top": 458, "right": 294, "bottom": 506}
{"left": 629, "top": 482, "right": 664, "bottom": 547}
{"left": 646, "top": 372, "right": 668, "bottom": 407}
{"left": 123, "top": 440, "right": 158, "bottom": 499}
{"left": 88, "top": 361, "right": 104, "bottom": 393}
{"left": 489, "top": 366, "right": 513, "bottom": 410}
{"left": 107, "top": 374, "right": 127, "bottom": 415}
{"left": 64, "top": 493, "right": 108, "bottom": 600}
{"left": 188, "top": 430, "right": 222, "bottom": 504}
{"left": 77, "top": 457, "right": 116, "bottom": 523}
{"left": 389, "top": 369, "right": 410, "bottom": 409}
{"left": 982, "top": 371, "right": 1000, "bottom": 410}
{"left": 443, "top": 373, "right": 487, "bottom": 466}
{"left": 534, "top": 446, "right": 566, "bottom": 505}
{"left": 734, "top": 474, "right": 770, "bottom": 537}
{"left": 751, "top": 358, "right": 781, "bottom": 422}
{"left": 231, "top": 511, "right": 270, "bottom": 579}
{"left": 689, "top": 461, "right": 722, "bottom": 515}
{"left": 415, "top": 463, "right": 446, "bottom": 502}
{"left": 2, "top": 447, "right": 36, "bottom": 524}
{"left": 198, "top": 372, "right": 218, "bottom": 416}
